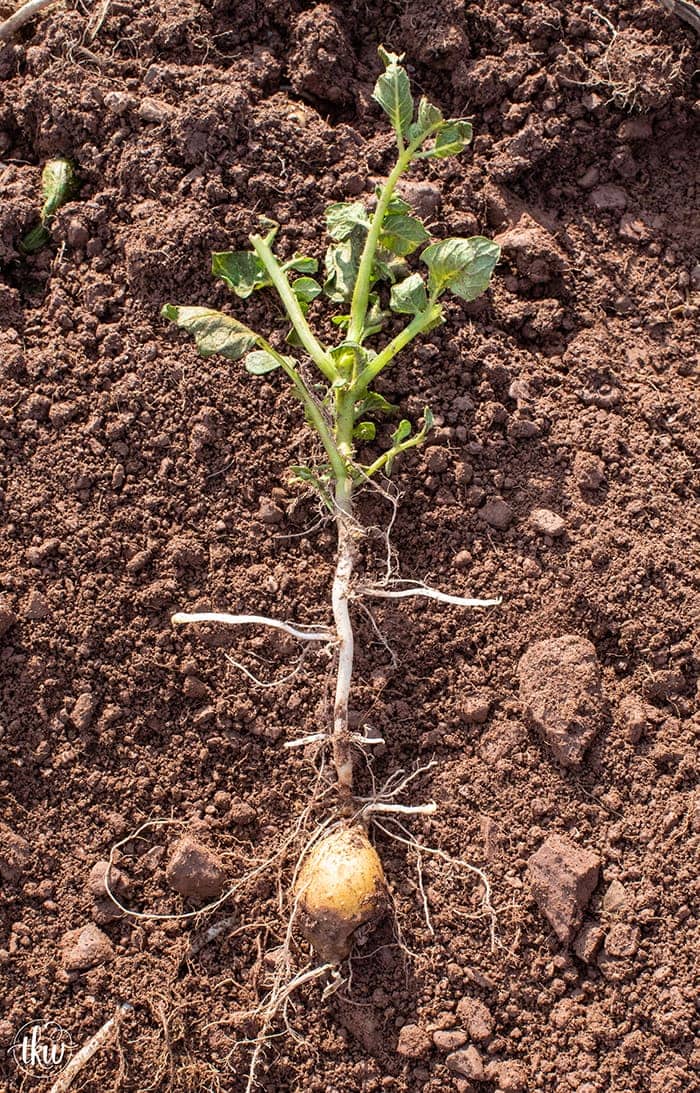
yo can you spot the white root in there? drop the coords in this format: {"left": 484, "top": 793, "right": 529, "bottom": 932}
{"left": 48, "top": 1003, "right": 132, "bottom": 1093}
{"left": 357, "top": 583, "right": 502, "bottom": 608}
{"left": 329, "top": 495, "right": 356, "bottom": 799}
{"left": 0, "top": 0, "right": 58, "bottom": 42}
{"left": 171, "top": 611, "right": 333, "bottom": 643}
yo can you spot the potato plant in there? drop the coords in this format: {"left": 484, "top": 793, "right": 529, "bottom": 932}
{"left": 163, "top": 49, "right": 500, "bottom": 968}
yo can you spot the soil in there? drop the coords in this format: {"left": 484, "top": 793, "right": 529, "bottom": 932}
{"left": 0, "top": 1, "right": 699, "bottom": 1091}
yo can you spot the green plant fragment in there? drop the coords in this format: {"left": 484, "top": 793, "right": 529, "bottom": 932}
{"left": 292, "top": 276, "right": 322, "bottom": 308}
{"left": 389, "top": 273, "right": 428, "bottom": 314}
{"left": 392, "top": 419, "right": 412, "bottom": 445}
{"left": 353, "top": 421, "right": 377, "bottom": 441}
{"left": 408, "top": 97, "right": 444, "bottom": 143}
{"left": 325, "top": 202, "right": 371, "bottom": 241}
{"left": 420, "top": 120, "right": 473, "bottom": 159}
{"left": 373, "top": 46, "right": 414, "bottom": 141}
{"left": 283, "top": 255, "right": 319, "bottom": 274}
{"left": 421, "top": 236, "right": 500, "bottom": 301}
{"left": 244, "top": 349, "right": 282, "bottom": 374}
{"left": 379, "top": 213, "right": 429, "bottom": 257}
{"left": 212, "top": 251, "right": 270, "bottom": 298}
{"left": 161, "top": 305, "right": 258, "bottom": 361}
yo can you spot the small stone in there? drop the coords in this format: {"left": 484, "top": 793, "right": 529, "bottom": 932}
{"left": 0, "top": 602, "right": 17, "bottom": 637}
{"left": 572, "top": 451, "right": 605, "bottom": 491}
{"left": 71, "top": 692, "right": 95, "bottom": 731}
{"left": 112, "top": 464, "right": 125, "bottom": 490}
{"left": 104, "top": 90, "right": 135, "bottom": 115}
{"left": 485, "top": 1060, "right": 528, "bottom": 1092}
{"left": 183, "top": 675, "right": 210, "bottom": 699}
{"left": 0, "top": 823, "right": 31, "bottom": 884}
{"left": 22, "top": 590, "right": 50, "bottom": 619}
{"left": 604, "top": 922, "right": 640, "bottom": 959}
{"left": 66, "top": 219, "right": 89, "bottom": 248}
{"left": 479, "top": 498, "right": 513, "bottom": 531}
{"left": 446, "top": 1045, "right": 485, "bottom": 1081}
{"left": 61, "top": 924, "right": 113, "bottom": 971}
{"left": 456, "top": 997, "right": 494, "bottom": 1043}
{"left": 617, "top": 117, "right": 652, "bottom": 141}
{"left": 518, "top": 634, "right": 604, "bottom": 767}
{"left": 165, "top": 836, "right": 226, "bottom": 901}
{"left": 396, "top": 1023, "right": 432, "bottom": 1058}
{"left": 433, "top": 1029, "right": 468, "bottom": 1051}
{"left": 454, "top": 549, "right": 473, "bottom": 570}
{"left": 87, "top": 860, "right": 130, "bottom": 902}
{"left": 602, "top": 879, "right": 627, "bottom": 913}
{"left": 528, "top": 834, "right": 600, "bottom": 944}
{"left": 257, "top": 500, "right": 284, "bottom": 525}
{"left": 589, "top": 184, "right": 627, "bottom": 211}
{"left": 573, "top": 920, "right": 605, "bottom": 962}
{"left": 138, "top": 97, "right": 171, "bottom": 123}
{"left": 529, "top": 508, "right": 566, "bottom": 537}
{"left": 461, "top": 694, "right": 491, "bottom": 724}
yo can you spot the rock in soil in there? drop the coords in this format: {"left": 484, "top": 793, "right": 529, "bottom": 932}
{"left": 528, "top": 834, "right": 600, "bottom": 944}
{"left": 529, "top": 508, "right": 566, "bottom": 537}
{"left": 165, "top": 836, "right": 227, "bottom": 901}
{"left": 61, "top": 923, "right": 114, "bottom": 971}
{"left": 456, "top": 996, "right": 495, "bottom": 1042}
{"left": 446, "top": 1044, "right": 486, "bottom": 1080}
{"left": 518, "top": 634, "right": 604, "bottom": 767}
{"left": 0, "top": 823, "right": 31, "bottom": 884}
{"left": 396, "top": 1022, "right": 432, "bottom": 1058}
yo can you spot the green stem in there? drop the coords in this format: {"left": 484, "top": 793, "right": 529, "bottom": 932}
{"left": 259, "top": 339, "right": 345, "bottom": 483}
{"left": 347, "top": 151, "right": 411, "bottom": 343}
{"left": 250, "top": 235, "right": 337, "bottom": 383}
{"left": 363, "top": 431, "right": 428, "bottom": 478}
{"left": 354, "top": 304, "right": 442, "bottom": 392}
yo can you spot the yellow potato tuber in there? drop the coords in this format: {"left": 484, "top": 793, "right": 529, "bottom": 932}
{"left": 294, "top": 824, "right": 388, "bottom": 963}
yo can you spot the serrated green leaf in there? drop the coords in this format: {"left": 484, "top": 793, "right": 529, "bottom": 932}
{"left": 408, "top": 97, "right": 444, "bottom": 143}
{"left": 420, "top": 119, "right": 473, "bottom": 159}
{"left": 325, "top": 202, "right": 370, "bottom": 242}
{"left": 244, "top": 349, "right": 281, "bottom": 374}
{"left": 373, "top": 47, "right": 414, "bottom": 141}
{"left": 212, "top": 251, "right": 270, "bottom": 298}
{"left": 379, "top": 213, "right": 429, "bottom": 257}
{"left": 390, "top": 272, "right": 429, "bottom": 315}
{"left": 421, "top": 236, "right": 500, "bottom": 301}
{"left": 355, "top": 391, "right": 399, "bottom": 418}
{"left": 282, "top": 254, "right": 318, "bottom": 274}
{"left": 162, "top": 305, "right": 258, "bottom": 361}
{"left": 354, "top": 421, "right": 377, "bottom": 441}
{"left": 392, "top": 419, "right": 412, "bottom": 445}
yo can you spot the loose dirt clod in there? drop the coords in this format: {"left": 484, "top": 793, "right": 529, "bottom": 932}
{"left": 61, "top": 923, "right": 114, "bottom": 972}
{"left": 165, "top": 836, "right": 227, "bottom": 902}
{"left": 518, "top": 634, "right": 604, "bottom": 767}
{"left": 528, "top": 834, "right": 600, "bottom": 944}
{"left": 0, "top": 822, "right": 30, "bottom": 884}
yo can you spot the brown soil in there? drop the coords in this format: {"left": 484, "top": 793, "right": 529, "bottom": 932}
{"left": 1, "top": 1, "right": 699, "bottom": 1091}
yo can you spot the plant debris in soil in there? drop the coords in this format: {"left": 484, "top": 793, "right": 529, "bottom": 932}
{"left": 0, "top": 1, "right": 699, "bottom": 1091}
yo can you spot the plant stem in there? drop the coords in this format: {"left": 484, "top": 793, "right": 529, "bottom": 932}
{"left": 250, "top": 235, "right": 337, "bottom": 382}
{"left": 355, "top": 304, "right": 442, "bottom": 391}
{"left": 347, "top": 152, "right": 410, "bottom": 343}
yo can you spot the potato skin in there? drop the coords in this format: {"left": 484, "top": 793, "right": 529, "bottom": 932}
{"left": 294, "top": 824, "right": 388, "bottom": 963}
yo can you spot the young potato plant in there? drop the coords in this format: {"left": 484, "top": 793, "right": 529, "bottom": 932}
{"left": 164, "top": 49, "right": 500, "bottom": 986}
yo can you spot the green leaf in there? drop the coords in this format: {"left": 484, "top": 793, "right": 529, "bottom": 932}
{"left": 390, "top": 273, "right": 428, "bottom": 315}
{"left": 292, "top": 276, "right": 322, "bottom": 308}
{"left": 19, "top": 224, "right": 51, "bottom": 254}
{"left": 355, "top": 391, "right": 399, "bottom": 418}
{"left": 331, "top": 313, "right": 350, "bottom": 328}
{"left": 325, "top": 202, "right": 371, "bottom": 242}
{"left": 162, "top": 305, "right": 258, "bottom": 361}
{"left": 373, "top": 46, "right": 414, "bottom": 141}
{"left": 420, "top": 119, "right": 473, "bottom": 159}
{"left": 323, "top": 231, "right": 364, "bottom": 303}
{"left": 40, "top": 158, "right": 77, "bottom": 222}
{"left": 392, "top": 419, "right": 412, "bottom": 445}
{"left": 421, "top": 236, "right": 500, "bottom": 301}
{"left": 244, "top": 349, "right": 281, "bottom": 374}
{"left": 283, "top": 254, "right": 318, "bottom": 274}
{"left": 408, "top": 97, "right": 444, "bottom": 143}
{"left": 364, "top": 294, "right": 387, "bottom": 338}
{"left": 386, "top": 194, "right": 412, "bottom": 214}
{"left": 422, "top": 406, "right": 434, "bottom": 433}
{"left": 330, "top": 341, "right": 367, "bottom": 375}
{"left": 354, "top": 421, "right": 377, "bottom": 441}
{"left": 212, "top": 251, "right": 270, "bottom": 298}
{"left": 379, "top": 213, "right": 429, "bottom": 257}
{"left": 372, "top": 250, "right": 408, "bottom": 287}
